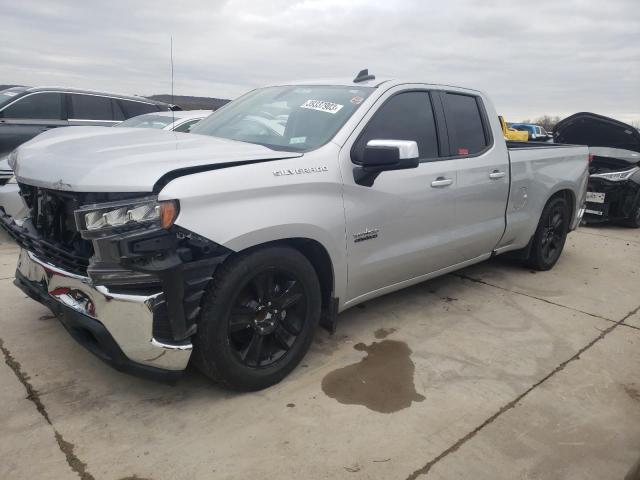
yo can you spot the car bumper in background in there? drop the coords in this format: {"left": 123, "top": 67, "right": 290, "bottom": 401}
{"left": 14, "top": 249, "right": 192, "bottom": 380}
{"left": 584, "top": 177, "right": 640, "bottom": 223}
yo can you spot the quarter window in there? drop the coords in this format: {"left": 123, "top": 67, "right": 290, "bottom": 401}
{"left": 119, "top": 100, "right": 159, "bottom": 118}
{"left": 1, "top": 92, "right": 64, "bottom": 120}
{"left": 354, "top": 91, "right": 439, "bottom": 161}
{"left": 442, "top": 93, "right": 489, "bottom": 156}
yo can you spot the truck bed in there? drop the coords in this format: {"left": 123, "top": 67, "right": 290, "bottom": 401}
{"left": 496, "top": 142, "right": 589, "bottom": 253}
{"left": 506, "top": 141, "right": 578, "bottom": 150}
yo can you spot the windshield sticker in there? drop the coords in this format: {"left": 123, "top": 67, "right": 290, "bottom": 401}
{"left": 3, "top": 92, "right": 17, "bottom": 97}
{"left": 350, "top": 96, "right": 364, "bottom": 105}
{"left": 289, "top": 136, "right": 306, "bottom": 144}
{"left": 300, "top": 100, "right": 344, "bottom": 114}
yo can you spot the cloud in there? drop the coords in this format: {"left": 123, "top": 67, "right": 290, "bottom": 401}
{"left": 1, "top": 0, "right": 638, "bottom": 122}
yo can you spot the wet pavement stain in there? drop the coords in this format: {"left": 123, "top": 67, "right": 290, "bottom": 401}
{"left": 374, "top": 327, "right": 397, "bottom": 339}
{"left": 624, "top": 384, "right": 640, "bottom": 402}
{"left": 321, "top": 340, "right": 425, "bottom": 413}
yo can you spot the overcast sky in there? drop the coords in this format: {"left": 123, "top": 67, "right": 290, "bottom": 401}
{"left": 1, "top": 0, "right": 638, "bottom": 123}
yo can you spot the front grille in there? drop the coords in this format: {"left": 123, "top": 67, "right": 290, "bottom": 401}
{"left": 2, "top": 185, "right": 147, "bottom": 276}
{"left": 0, "top": 214, "right": 90, "bottom": 276}
{"left": 12, "top": 184, "right": 94, "bottom": 275}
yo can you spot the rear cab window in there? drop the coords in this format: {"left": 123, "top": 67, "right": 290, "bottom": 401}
{"left": 441, "top": 92, "right": 491, "bottom": 156}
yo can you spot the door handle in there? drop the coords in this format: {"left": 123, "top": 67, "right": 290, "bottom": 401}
{"left": 489, "top": 170, "right": 506, "bottom": 180}
{"left": 431, "top": 177, "right": 453, "bottom": 188}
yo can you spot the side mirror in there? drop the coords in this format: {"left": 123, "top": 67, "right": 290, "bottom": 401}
{"left": 353, "top": 139, "right": 420, "bottom": 186}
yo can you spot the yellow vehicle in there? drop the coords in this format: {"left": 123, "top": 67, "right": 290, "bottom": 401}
{"left": 499, "top": 116, "right": 529, "bottom": 142}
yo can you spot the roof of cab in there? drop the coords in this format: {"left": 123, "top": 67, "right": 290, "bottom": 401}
{"left": 274, "top": 77, "right": 482, "bottom": 94}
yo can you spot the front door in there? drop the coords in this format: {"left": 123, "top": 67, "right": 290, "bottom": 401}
{"left": 340, "top": 88, "right": 460, "bottom": 303}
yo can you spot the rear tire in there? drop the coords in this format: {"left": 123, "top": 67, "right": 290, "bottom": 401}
{"left": 525, "top": 196, "right": 570, "bottom": 271}
{"left": 193, "top": 246, "right": 321, "bottom": 391}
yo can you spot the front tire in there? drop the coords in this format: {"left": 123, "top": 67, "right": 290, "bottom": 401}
{"left": 193, "top": 246, "right": 321, "bottom": 391}
{"left": 525, "top": 196, "right": 570, "bottom": 271}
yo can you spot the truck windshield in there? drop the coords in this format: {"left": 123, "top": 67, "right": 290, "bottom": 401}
{"left": 190, "top": 85, "right": 374, "bottom": 152}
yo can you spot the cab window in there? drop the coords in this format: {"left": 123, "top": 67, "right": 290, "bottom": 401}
{"left": 70, "top": 94, "right": 115, "bottom": 120}
{"left": 442, "top": 92, "right": 490, "bottom": 156}
{"left": 353, "top": 91, "right": 439, "bottom": 162}
{"left": 1, "top": 92, "right": 64, "bottom": 120}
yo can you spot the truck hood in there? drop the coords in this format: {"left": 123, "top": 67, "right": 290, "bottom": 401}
{"left": 13, "top": 127, "right": 302, "bottom": 192}
{"left": 554, "top": 112, "right": 640, "bottom": 153}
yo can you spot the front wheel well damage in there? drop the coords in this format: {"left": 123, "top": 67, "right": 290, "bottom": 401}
{"left": 228, "top": 238, "right": 338, "bottom": 332}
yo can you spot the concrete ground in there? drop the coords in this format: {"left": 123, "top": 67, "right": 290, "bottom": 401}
{"left": 1, "top": 225, "right": 639, "bottom": 480}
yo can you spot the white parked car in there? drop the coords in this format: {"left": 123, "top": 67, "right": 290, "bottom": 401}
{"left": 114, "top": 110, "right": 212, "bottom": 132}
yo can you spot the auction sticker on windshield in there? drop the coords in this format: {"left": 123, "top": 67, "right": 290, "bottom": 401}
{"left": 300, "top": 100, "right": 344, "bottom": 114}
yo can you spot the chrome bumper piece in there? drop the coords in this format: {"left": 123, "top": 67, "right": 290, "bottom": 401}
{"left": 16, "top": 249, "right": 192, "bottom": 372}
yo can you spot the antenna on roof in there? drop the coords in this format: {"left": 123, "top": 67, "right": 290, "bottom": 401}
{"left": 170, "top": 36, "right": 175, "bottom": 126}
{"left": 353, "top": 68, "right": 375, "bottom": 83}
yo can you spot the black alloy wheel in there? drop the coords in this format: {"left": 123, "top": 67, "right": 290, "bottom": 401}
{"left": 540, "top": 203, "right": 566, "bottom": 264}
{"left": 526, "top": 196, "right": 569, "bottom": 271}
{"left": 228, "top": 268, "right": 306, "bottom": 368}
{"left": 193, "top": 246, "right": 321, "bottom": 391}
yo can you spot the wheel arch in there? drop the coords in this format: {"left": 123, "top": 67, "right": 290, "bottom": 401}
{"left": 547, "top": 187, "right": 576, "bottom": 226}
{"left": 229, "top": 236, "right": 338, "bottom": 315}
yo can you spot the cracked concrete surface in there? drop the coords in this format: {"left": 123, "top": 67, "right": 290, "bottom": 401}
{"left": 0, "top": 225, "right": 639, "bottom": 479}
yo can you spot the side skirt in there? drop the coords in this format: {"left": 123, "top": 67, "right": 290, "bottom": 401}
{"left": 341, "top": 253, "right": 492, "bottom": 311}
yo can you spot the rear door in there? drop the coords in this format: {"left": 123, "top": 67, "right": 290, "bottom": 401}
{"left": 0, "top": 91, "right": 68, "bottom": 156}
{"left": 439, "top": 91, "right": 509, "bottom": 260}
{"left": 341, "top": 87, "right": 460, "bottom": 302}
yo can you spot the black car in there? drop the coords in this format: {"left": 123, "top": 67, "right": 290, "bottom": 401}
{"left": 0, "top": 86, "right": 177, "bottom": 161}
{"left": 555, "top": 112, "right": 640, "bottom": 228}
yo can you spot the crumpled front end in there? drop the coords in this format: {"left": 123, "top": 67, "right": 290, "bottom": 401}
{"left": 1, "top": 184, "right": 231, "bottom": 379}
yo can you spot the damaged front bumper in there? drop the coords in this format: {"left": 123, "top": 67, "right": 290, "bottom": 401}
{"left": 15, "top": 249, "right": 192, "bottom": 379}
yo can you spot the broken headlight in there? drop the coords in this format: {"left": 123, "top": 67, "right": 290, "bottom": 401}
{"left": 590, "top": 167, "right": 639, "bottom": 182}
{"left": 75, "top": 197, "right": 178, "bottom": 233}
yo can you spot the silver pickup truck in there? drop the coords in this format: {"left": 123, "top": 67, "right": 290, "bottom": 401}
{"left": 1, "top": 72, "right": 589, "bottom": 390}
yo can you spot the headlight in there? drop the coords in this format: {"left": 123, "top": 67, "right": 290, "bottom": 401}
{"left": 590, "top": 167, "right": 639, "bottom": 182}
{"left": 75, "top": 197, "right": 178, "bottom": 232}
{"left": 7, "top": 175, "right": 17, "bottom": 184}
